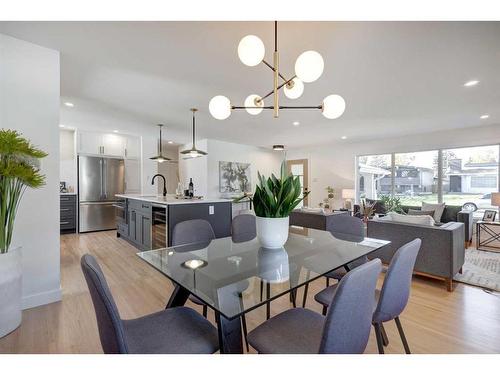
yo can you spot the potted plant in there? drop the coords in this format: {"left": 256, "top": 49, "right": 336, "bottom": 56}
{"left": 360, "top": 199, "right": 376, "bottom": 223}
{"left": 0, "top": 129, "right": 47, "bottom": 338}
{"left": 237, "top": 161, "right": 308, "bottom": 248}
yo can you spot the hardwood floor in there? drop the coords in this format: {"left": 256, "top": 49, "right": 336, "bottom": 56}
{"left": 1, "top": 230, "right": 500, "bottom": 354}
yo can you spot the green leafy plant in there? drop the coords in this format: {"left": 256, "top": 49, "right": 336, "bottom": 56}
{"left": 235, "top": 161, "right": 309, "bottom": 218}
{"left": 0, "top": 130, "right": 47, "bottom": 253}
{"left": 379, "top": 194, "right": 405, "bottom": 214}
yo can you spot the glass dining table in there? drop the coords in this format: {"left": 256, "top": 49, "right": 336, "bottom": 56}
{"left": 137, "top": 228, "right": 390, "bottom": 354}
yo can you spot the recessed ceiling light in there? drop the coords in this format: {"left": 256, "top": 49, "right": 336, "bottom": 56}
{"left": 341, "top": 136, "right": 347, "bottom": 140}
{"left": 273, "top": 144, "right": 285, "bottom": 151}
{"left": 59, "top": 124, "right": 65, "bottom": 128}
{"left": 480, "top": 114, "right": 489, "bottom": 119}
{"left": 293, "top": 121, "right": 300, "bottom": 126}
{"left": 64, "top": 102, "right": 74, "bottom": 107}
{"left": 167, "top": 140, "right": 174, "bottom": 144}
{"left": 464, "top": 80, "right": 479, "bottom": 87}
{"left": 113, "top": 130, "right": 119, "bottom": 133}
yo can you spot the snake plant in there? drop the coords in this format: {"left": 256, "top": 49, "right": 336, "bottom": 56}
{"left": 236, "top": 161, "right": 309, "bottom": 218}
{"left": 0, "top": 130, "right": 47, "bottom": 253}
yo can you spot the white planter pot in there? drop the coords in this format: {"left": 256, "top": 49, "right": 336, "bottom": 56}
{"left": 0, "top": 246, "right": 22, "bottom": 338}
{"left": 256, "top": 216, "right": 290, "bottom": 249}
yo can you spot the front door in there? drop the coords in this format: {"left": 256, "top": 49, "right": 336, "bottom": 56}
{"left": 286, "top": 159, "right": 309, "bottom": 208}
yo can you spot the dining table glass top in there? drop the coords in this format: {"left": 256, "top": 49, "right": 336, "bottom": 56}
{"left": 137, "top": 228, "right": 390, "bottom": 320}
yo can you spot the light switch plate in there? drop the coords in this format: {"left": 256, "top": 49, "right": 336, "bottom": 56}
{"left": 209, "top": 205, "right": 214, "bottom": 215}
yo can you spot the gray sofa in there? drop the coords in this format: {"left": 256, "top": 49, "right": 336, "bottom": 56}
{"left": 367, "top": 219, "right": 465, "bottom": 291}
{"left": 354, "top": 203, "right": 473, "bottom": 246}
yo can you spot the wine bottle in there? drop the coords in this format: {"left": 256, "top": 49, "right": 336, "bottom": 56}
{"left": 188, "top": 178, "right": 194, "bottom": 198}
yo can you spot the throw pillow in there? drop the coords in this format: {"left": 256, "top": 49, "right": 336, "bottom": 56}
{"left": 408, "top": 209, "right": 435, "bottom": 217}
{"left": 385, "top": 211, "right": 435, "bottom": 226}
{"left": 422, "top": 202, "right": 445, "bottom": 222}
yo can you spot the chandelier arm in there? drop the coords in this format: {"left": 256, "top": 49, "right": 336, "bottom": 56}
{"left": 231, "top": 105, "right": 322, "bottom": 110}
{"left": 262, "top": 60, "right": 290, "bottom": 83}
{"left": 257, "top": 74, "right": 297, "bottom": 103}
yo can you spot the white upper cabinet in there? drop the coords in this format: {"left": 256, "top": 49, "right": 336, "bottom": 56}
{"left": 124, "top": 135, "right": 141, "bottom": 159}
{"left": 78, "top": 131, "right": 140, "bottom": 159}
{"left": 78, "top": 131, "right": 103, "bottom": 155}
{"left": 101, "top": 133, "right": 125, "bottom": 157}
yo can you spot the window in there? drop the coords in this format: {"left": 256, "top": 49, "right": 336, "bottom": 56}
{"left": 443, "top": 145, "right": 499, "bottom": 215}
{"left": 357, "top": 154, "right": 392, "bottom": 201}
{"left": 394, "top": 151, "right": 438, "bottom": 205}
{"left": 355, "top": 144, "right": 500, "bottom": 216}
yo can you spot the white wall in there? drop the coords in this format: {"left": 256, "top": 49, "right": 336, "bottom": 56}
{"left": 178, "top": 139, "right": 282, "bottom": 198}
{"left": 157, "top": 143, "right": 179, "bottom": 195}
{"left": 178, "top": 139, "right": 208, "bottom": 197}
{"left": 286, "top": 124, "right": 500, "bottom": 209}
{"left": 59, "top": 129, "right": 77, "bottom": 191}
{"left": 0, "top": 34, "right": 61, "bottom": 308}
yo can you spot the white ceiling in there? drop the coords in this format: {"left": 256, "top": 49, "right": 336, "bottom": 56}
{"left": 1, "top": 21, "right": 499, "bottom": 148}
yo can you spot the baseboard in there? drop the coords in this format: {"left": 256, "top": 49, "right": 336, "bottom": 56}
{"left": 22, "top": 287, "right": 62, "bottom": 310}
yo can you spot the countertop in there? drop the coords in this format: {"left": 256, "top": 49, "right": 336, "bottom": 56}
{"left": 115, "top": 194, "right": 232, "bottom": 205}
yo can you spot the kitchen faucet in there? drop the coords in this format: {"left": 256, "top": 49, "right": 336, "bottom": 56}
{"left": 151, "top": 174, "right": 167, "bottom": 197}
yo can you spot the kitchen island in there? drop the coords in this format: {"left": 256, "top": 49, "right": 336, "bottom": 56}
{"left": 115, "top": 194, "right": 232, "bottom": 250}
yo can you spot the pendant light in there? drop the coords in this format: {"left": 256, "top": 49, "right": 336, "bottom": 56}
{"left": 180, "top": 108, "right": 208, "bottom": 159}
{"left": 150, "top": 124, "right": 172, "bottom": 163}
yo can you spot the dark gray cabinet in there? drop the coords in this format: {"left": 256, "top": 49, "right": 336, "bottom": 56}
{"left": 127, "top": 199, "right": 152, "bottom": 250}
{"left": 167, "top": 202, "right": 231, "bottom": 246}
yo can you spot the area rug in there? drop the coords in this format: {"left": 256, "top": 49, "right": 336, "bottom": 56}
{"left": 454, "top": 249, "right": 500, "bottom": 292}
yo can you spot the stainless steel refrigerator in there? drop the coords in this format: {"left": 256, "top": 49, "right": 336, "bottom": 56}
{"left": 78, "top": 156, "right": 125, "bottom": 232}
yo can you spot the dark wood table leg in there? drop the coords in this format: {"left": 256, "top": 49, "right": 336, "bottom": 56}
{"left": 165, "top": 283, "right": 190, "bottom": 309}
{"left": 215, "top": 312, "right": 243, "bottom": 354}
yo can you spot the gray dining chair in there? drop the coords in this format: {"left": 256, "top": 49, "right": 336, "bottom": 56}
{"left": 231, "top": 214, "right": 256, "bottom": 243}
{"left": 81, "top": 254, "right": 219, "bottom": 354}
{"left": 372, "top": 238, "right": 421, "bottom": 354}
{"left": 247, "top": 259, "right": 382, "bottom": 354}
{"left": 171, "top": 219, "right": 216, "bottom": 318}
{"left": 302, "top": 214, "right": 366, "bottom": 307}
{"left": 173, "top": 218, "right": 251, "bottom": 351}
{"left": 314, "top": 238, "right": 422, "bottom": 354}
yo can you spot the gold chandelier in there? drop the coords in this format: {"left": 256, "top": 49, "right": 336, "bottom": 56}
{"left": 209, "top": 21, "right": 346, "bottom": 120}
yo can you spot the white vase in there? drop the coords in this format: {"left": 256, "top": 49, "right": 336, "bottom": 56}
{"left": 257, "top": 247, "right": 290, "bottom": 283}
{"left": 256, "top": 216, "right": 290, "bottom": 249}
{"left": 0, "top": 246, "right": 22, "bottom": 338}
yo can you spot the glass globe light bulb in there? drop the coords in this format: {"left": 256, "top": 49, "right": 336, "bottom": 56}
{"left": 238, "top": 35, "right": 265, "bottom": 67}
{"left": 284, "top": 78, "right": 304, "bottom": 99}
{"left": 209, "top": 95, "right": 231, "bottom": 120}
{"left": 322, "top": 94, "right": 346, "bottom": 119}
{"left": 244, "top": 94, "right": 264, "bottom": 115}
{"left": 295, "top": 50, "right": 324, "bottom": 83}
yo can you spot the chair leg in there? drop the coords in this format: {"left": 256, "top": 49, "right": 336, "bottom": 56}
{"left": 241, "top": 314, "right": 249, "bottom": 352}
{"left": 373, "top": 323, "right": 385, "bottom": 354}
{"left": 260, "top": 280, "right": 263, "bottom": 301}
{"left": 380, "top": 322, "right": 389, "bottom": 347}
{"left": 394, "top": 317, "right": 411, "bottom": 354}
{"left": 302, "top": 270, "right": 310, "bottom": 308}
{"left": 266, "top": 282, "right": 271, "bottom": 320}
{"left": 302, "top": 282, "right": 309, "bottom": 308}
{"left": 326, "top": 277, "right": 330, "bottom": 287}
{"left": 445, "top": 278, "right": 454, "bottom": 292}
{"left": 202, "top": 304, "right": 208, "bottom": 318}
{"left": 290, "top": 289, "right": 297, "bottom": 308}
{"left": 322, "top": 305, "right": 327, "bottom": 316}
